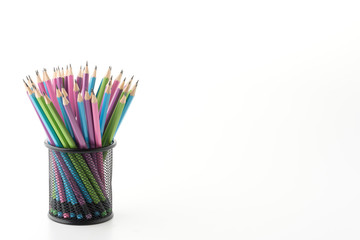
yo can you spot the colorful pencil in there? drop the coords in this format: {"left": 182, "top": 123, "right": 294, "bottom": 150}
{"left": 115, "top": 80, "right": 138, "bottom": 135}
{"left": 110, "top": 70, "right": 123, "bottom": 103}
{"left": 88, "top": 66, "right": 97, "bottom": 93}
{"left": 84, "top": 91, "right": 95, "bottom": 149}
{"left": 99, "top": 80, "right": 112, "bottom": 136}
{"left": 77, "top": 93, "right": 90, "bottom": 148}
{"left": 104, "top": 77, "right": 126, "bottom": 129}
{"left": 97, "top": 66, "right": 111, "bottom": 109}
{"left": 77, "top": 66, "right": 83, "bottom": 93}
{"left": 82, "top": 61, "right": 89, "bottom": 97}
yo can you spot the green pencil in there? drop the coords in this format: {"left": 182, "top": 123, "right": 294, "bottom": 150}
{"left": 97, "top": 66, "right": 111, "bottom": 109}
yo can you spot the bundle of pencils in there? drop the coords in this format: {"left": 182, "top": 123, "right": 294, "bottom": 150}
{"left": 24, "top": 62, "right": 138, "bottom": 221}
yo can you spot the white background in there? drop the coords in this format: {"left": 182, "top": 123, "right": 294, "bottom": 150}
{"left": 0, "top": 0, "right": 359, "bottom": 239}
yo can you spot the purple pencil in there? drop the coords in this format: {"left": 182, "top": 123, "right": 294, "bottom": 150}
{"left": 77, "top": 66, "right": 83, "bottom": 93}
{"left": 73, "top": 81, "right": 81, "bottom": 128}
{"left": 63, "top": 97, "right": 88, "bottom": 149}
{"left": 64, "top": 66, "right": 69, "bottom": 93}
{"left": 81, "top": 61, "right": 89, "bottom": 98}
{"left": 84, "top": 91, "right": 95, "bottom": 149}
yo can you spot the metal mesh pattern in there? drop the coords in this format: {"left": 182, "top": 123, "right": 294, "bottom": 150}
{"left": 48, "top": 146, "right": 113, "bottom": 224}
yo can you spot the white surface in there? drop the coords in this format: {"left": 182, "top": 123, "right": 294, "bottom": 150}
{"left": 0, "top": 0, "right": 359, "bottom": 239}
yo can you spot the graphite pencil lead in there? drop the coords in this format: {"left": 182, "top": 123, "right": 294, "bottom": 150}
{"left": 95, "top": 65, "right": 97, "bottom": 70}
{"left": 35, "top": 70, "right": 39, "bottom": 76}
{"left": 86, "top": 61, "right": 88, "bottom": 66}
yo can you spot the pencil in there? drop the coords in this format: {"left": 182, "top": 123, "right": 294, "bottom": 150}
{"left": 77, "top": 93, "right": 90, "bottom": 148}
{"left": 115, "top": 80, "right": 138, "bottom": 135}
{"left": 68, "top": 64, "right": 76, "bottom": 115}
{"left": 84, "top": 91, "right": 95, "bottom": 149}
{"left": 35, "top": 71, "right": 47, "bottom": 96}
{"left": 97, "top": 66, "right": 111, "bottom": 109}
{"left": 62, "top": 97, "right": 87, "bottom": 149}
{"left": 104, "top": 77, "right": 126, "bottom": 129}
{"left": 56, "top": 88, "right": 74, "bottom": 138}
{"left": 64, "top": 65, "right": 69, "bottom": 93}
{"left": 82, "top": 61, "right": 89, "bottom": 98}
{"left": 99, "top": 80, "right": 112, "bottom": 136}
{"left": 110, "top": 70, "right": 123, "bottom": 102}
{"left": 99, "top": 76, "right": 112, "bottom": 117}
{"left": 91, "top": 93, "right": 104, "bottom": 182}
{"left": 77, "top": 66, "right": 83, "bottom": 93}
{"left": 88, "top": 66, "right": 97, "bottom": 93}
{"left": 102, "top": 95, "right": 127, "bottom": 146}
{"left": 73, "top": 81, "right": 81, "bottom": 128}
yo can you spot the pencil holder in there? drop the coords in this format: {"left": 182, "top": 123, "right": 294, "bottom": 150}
{"left": 45, "top": 141, "right": 116, "bottom": 225}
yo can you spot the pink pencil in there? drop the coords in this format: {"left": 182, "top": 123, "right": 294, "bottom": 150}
{"left": 91, "top": 93, "right": 104, "bottom": 182}
{"left": 110, "top": 70, "right": 123, "bottom": 103}
{"left": 43, "top": 69, "right": 63, "bottom": 122}
{"left": 35, "top": 70, "right": 46, "bottom": 95}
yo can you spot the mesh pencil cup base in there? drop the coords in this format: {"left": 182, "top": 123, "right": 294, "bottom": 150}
{"left": 45, "top": 141, "right": 116, "bottom": 225}
{"left": 48, "top": 213, "right": 114, "bottom": 225}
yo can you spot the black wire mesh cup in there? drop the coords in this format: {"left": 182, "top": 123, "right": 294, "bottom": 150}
{"left": 45, "top": 141, "right": 116, "bottom": 225}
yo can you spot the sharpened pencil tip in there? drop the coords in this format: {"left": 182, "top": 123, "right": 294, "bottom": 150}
{"left": 121, "top": 70, "right": 123, "bottom": 74}
{"left": 86, "top": 61, "right": 88, "bottom": 66}
{"left": 35, "top": 70, "right": 39, "bottom": 75}
{"left": 69, "top": 64, "right": 72, "bottom": 68}
{"left": 136, "top": 80, "right": 139, "bottom": 86}
{"left": 131, "top": 75, "right": 134, "bottom": 79}
{"left": 95, "top": 65, "right": 97, "bottom": 70}
{"left": 43, "top": 68, "right": 47, "bottom": 72}
{"left": 109, "top": 66, "right": 112, "bottom": 70}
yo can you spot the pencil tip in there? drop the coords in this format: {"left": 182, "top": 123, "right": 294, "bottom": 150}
{"left": 95, "top": 65, "right": 97, "bottom": 70}
{"left": 109, "top": 66, "right": 112, "bottom": 70}
{"left": 121, "top": 70, "right": 123, "bottom": 74}
{"left": 131, "top": 75, "right": 134, "bottom": 79}
{"left": 86, "top": 61, "right": 88, "bottom": 66}
{"left": 35, "top": 70, "right": 39, "bottom": 75}
{"left": 69, "top": 64, "right": 72, "bottom": 68}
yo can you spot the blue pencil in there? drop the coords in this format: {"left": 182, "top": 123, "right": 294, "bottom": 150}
{"left": 88, "top": 66, "right": 97, "bottom": 93}
{"left": 77, "top": 93, "right": 90, "bottom": 148}
{"left": 99, "top": 87, "right": 110, "bottom": 136}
